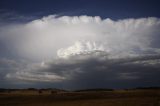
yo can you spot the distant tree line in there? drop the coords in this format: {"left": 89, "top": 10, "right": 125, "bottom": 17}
{"left": 75, "top": 88, "right": 114, "bottom": 92}
{"left": 0, "top": 87, "right": 160, "bottom": 93}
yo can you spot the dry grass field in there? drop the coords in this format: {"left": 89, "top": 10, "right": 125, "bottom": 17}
{"left": 0, "top": 89, "right": 160, "bottom": 106}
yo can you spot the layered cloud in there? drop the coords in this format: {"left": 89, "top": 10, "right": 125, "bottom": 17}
{"left": 0, "top": 15, "right": 160, "bottom": 89}
{"left": 4, "top": 52, "right": 160, "bottom": 89}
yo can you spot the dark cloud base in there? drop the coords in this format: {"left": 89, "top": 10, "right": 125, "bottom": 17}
{"left": 2, "top": 53, "right": 160, "bottom": 90}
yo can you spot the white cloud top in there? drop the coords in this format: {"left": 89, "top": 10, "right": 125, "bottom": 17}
{"left": 57, "top": 40, "right": 105, "bottom": 58}
{"left": 1, "top": 15, "right": 160, "bottom": 61}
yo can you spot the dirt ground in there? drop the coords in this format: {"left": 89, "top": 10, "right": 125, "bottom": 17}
{"left": 0, "top": 89, "right": 160, "bottom": 106}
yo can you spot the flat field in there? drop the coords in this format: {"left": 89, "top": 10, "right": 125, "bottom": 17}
{"left": 0, "top": 89, "right": 160, "bottom": 106}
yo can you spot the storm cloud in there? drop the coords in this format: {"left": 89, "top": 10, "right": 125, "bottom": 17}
{"left": 0, "top": 15, "right": 160, "bottom": 89}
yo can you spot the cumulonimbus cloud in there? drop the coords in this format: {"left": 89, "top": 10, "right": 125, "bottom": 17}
{"left": 1, "top": 15, "right": 160, "bottom": 61}
{"left": 1, "top": 15, "right": 160, "bottom": 89}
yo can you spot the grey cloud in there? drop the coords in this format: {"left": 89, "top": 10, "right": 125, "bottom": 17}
{"left": 6, "top": 52, "right": 160, "bottom": 89}
{"left": 0, "top": 58, "right": 22, "bottom": 87}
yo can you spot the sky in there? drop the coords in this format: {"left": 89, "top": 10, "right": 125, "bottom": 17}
{"left": 0, "top": 0, "right": 160, "bottom": 90}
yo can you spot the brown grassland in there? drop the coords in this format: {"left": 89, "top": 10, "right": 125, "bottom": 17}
{"left": 0, "top": 89, "right": 160, "bottom": 106}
